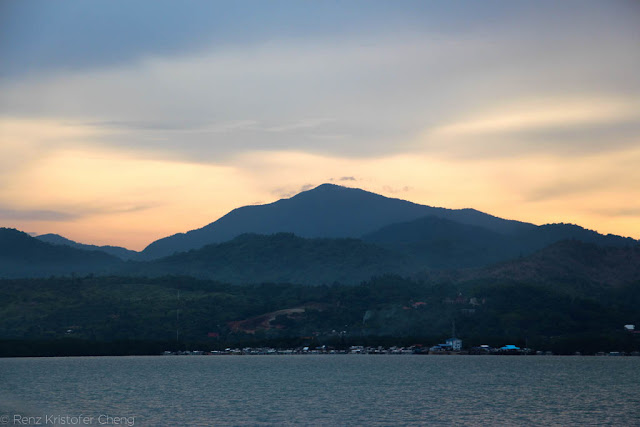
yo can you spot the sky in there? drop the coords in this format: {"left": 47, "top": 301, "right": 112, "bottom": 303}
{"left": 1, "top": 0, "right": 639, "bottom": 250}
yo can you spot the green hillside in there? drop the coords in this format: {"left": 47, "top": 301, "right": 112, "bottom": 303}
{"left": 0, "top": 228, "right": 122, "bottom": 278}
{"left": 1, "top": 272, "right": 638, "bottom": 356}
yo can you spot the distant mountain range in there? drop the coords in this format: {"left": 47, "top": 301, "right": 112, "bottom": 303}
{"left": 491, "top": 239, "right": 640, "bottom": 288}
{"left": 140, "top": 183, "right": 537, "bottom": 259}
{"left": 1, "top": 183, "right": 638, "bottom": 284}
{"left": 36, "top": 233, "right": 139, "bottom": 261}
{"left": 0, "top": 228, "right": 122, "bottom": 278}
{"left": 423, "top": 239, "right": 640, "bottom": 289}
{"left": 363, "top": 216, "right": 636, "bottom": 269}
{"left": 125, "top": 232, "right": 413, "bottom": 285}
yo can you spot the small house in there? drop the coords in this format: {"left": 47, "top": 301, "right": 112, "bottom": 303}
{"left": 446, "top": 337, "right": 462, "bottom": 351}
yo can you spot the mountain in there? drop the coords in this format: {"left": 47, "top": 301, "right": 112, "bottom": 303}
{"left": 516, "top": 223, "right": 638, "bottom": 251}
{"left": 132, "top": 225, "right": 640, "bottom": 285}
{"left": 0, "top": 228, "right": 122, "bottom": 278}
{"left": 129, "top": 224, "right": 640, "bottom": 285}
{"left": 363, "top": 215, "right": 520, "bottom": 269}
{"left": 363, "top": 217, "right": 637, "bottom": 269}
{"left": 129, "top": 232, "right": 412, "bottom": 285}
{"left": 36, "top": 233, "right": 139, "bottom": 260}
{"left": 479, "top": 239, "right": 640, "bottom": 288}
{"left": 141, "top": 183, "right": 536, "bottom": 259}
{"left": 424, "top": 239, "right": 640, "bottom": 289}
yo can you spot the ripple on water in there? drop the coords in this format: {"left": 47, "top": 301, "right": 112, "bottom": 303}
{"left": 0, "top": 355, "right": 639, "bottom": 426}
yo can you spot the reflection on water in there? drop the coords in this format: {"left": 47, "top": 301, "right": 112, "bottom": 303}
{"left": 1, "top": 355, "right": 639, "bottom": 426}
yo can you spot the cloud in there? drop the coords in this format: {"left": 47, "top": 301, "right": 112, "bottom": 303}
{"left": 3, "top": 4, "right": 637, "bottom": 164}
{"left": 420, "top": 98, "right": 640, "bottom": 159}
{"left": 3, "top": 1, "right": 474, "bottom": 78}
{"left": 1, "top": 1, "right": 639, "bottom": 248}
{"left": 264, "top": 118, "right": 335, "bottom": 133}
{"left": 0, "top": 118, "right": 105, "bottom": 186}
{"left": 430, "top": 99, "right": 638, "bottom": 138}
{"left": 526, "top": 180, "right": 605, "bottom": 203}
{"left": 590, "top": 207, "right": 640, "bottom": 218}
{"left": 271, "top": 183, "right": 316, "bottom": 199}
{"left": 0, "top": 207, "right": 79, "bottom": 222}
{"left": 383, "top": 185, "right": 412, "bottom": 194}
{"left": 3, "top": 144, "right": 639, "bottom": 248}
{"left": 79, "top": 203, "right": 158, "bottom": 216}
{"left": 88, "top": 119, "right": 264, "bottom": 134}
{"left": 0, "top": 144, "right": 267, "bottom": 249}
{"left": 2, "top": 37, "right": 423, "bottom": 159}
{"left": 0, "top": 203, "right": 156, "bottom": 223}
{"left": 9, "top": 1, "right": 591, "bottom": 79}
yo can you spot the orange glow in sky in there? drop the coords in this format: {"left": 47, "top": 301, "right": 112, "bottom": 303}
{"left": 1, "top": 1, "right": 638, "bottom": 250}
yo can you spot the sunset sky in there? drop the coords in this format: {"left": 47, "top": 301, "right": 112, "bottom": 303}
{"left": 1, "top": 0, "right": 639, "bottom": 250}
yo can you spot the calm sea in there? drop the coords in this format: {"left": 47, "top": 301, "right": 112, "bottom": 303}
{"left": 1, "top": 355, "right": 639, "bottom": 426}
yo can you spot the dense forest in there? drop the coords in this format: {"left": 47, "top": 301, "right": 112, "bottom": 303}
{"left": 1, "top": 185, "right": 639, "bottom": 357}
{"left": 1, "top": 274, "right": 638, "bottom": 356}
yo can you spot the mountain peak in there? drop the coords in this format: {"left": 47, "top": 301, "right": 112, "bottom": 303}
{"left": 0, "top": 227, "right": 122, "bottom": 278}
{"left": 309, "top": 183, "right": 344, "bottom": 190}
{"left": 291, "top": 183, "right": 380, "bottom": 198}
{"left": 141, "top": 184, "right": 535, "bottom": 259}
{"left": 35, "top": 233, "right": 140, "bottom": 261}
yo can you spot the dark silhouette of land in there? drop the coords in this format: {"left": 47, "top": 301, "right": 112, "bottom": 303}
{"left": 1, "top": 184, "right": 638, "bottom": 356}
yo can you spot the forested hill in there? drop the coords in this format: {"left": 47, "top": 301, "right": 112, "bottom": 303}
{"left": 474, "top": 240, "right": 640, "bottom": 288}
{"left": 0, "top": 228, "right": 122, "bottom": 278}
{"left": 2, "top": 184, "right": 638, "bottom": 283}
{"left": 363, "top": 216, "right": 637, "bottom": 270}
{"left": 36, "top": 233, "right": 139, "bottom": 261}
{"left": 127, "top": 234, "right": 640, "bottom": 286}
{"left": 18, "top": 184, "right": 636, "bottom": 276}
{"left": 2, "top": 225, "right": 639, "bottom": 285}
{"left": 127, "top": 233, "right": 413, "bottom": 285}
{"left": 1, "top": 274, "right": 638, "bottom": 355}
{"left": 141, "top": 183, "right": 535, "bottom": 259}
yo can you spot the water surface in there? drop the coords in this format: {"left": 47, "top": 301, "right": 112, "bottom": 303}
{"left": 1, "top": 355, "right": 638, "bottom": 426}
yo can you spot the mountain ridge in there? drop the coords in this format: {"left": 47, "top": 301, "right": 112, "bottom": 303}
{"left": 2, "top": 184, "right": 638, "bottom": 283}
{"left": 0, "top": 228, "right": 122, "bottom": 278}
{"left": 127, "top": 232, "right": 413, "bottom": 285}
{"left": 141, "top": 183, "right": 537, "bottom": 259}
{"left": 36, "top": 233, "right": 139, "bottom": 260}
{"left": 468, "top": 239, "right": 640, "bottom": 288}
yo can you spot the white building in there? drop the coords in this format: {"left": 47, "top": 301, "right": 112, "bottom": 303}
{"left": 446, "top": 337, "right": 462, "bottom": 351}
